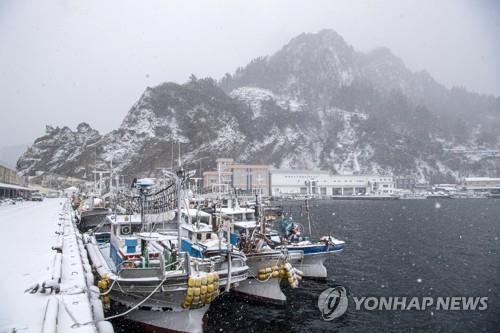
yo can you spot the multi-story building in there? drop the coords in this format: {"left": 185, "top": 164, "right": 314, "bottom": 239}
{"left": 462, "top": 177, "right": 500, "bottom": 192}
{"left": 202, "top": 158, "right": 271, "bottom": 195}
{"left": 269, "top": 170, "right": 394, "bottom": 197}
{"left": 394, "top": 176, "right": 417, "bottom": 190}
{"left": 0, "top": 163, "right": 33, "bottom": 199}
{"left": 0, "top": 163, "right": 23, "bottom": 185}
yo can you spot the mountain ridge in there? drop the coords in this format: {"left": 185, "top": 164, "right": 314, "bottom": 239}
{"left": 17, "top": 29, "right": 500, "bottom": 183}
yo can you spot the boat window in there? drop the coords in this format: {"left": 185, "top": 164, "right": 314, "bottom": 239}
{"left": 206, "top": 233, "right": 211, "bottom": 239}
{"left": 197, "top": 233, "right": 202, "bottom": 241}
{"left": 200, "top": 216, "right": 210, "bottom": 224}
{"left": 245, "top": 212, "right": 255, "bottom": 220}
{"left": 233, "top": 213, "right": 243, "bottom": 221}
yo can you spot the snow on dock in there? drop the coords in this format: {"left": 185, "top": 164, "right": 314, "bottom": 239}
{"left": 0, "top": 199, "right": 113, "bottom": 333}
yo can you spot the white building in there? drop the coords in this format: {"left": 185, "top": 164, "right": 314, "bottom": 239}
{"left": 462, "top": 177, "right": 500, "bottom": 192}
{"left": 269, "top": 170, "right": 394, "bottom": 197}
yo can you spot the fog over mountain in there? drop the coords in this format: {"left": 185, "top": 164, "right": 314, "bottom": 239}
{"left": 16, "top": 30, "right": 500, "bottom": 183}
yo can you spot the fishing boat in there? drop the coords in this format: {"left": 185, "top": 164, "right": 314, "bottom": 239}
{"left": 85, "top": 171, "right": 248, "bottom": 332}
{"left": 268, "top": 227, "right": 345, "bottom": 279}
{"left": 267, "top": 200, "right": 345, "bottom": 279}
{"left": 214, "top": 204, "right": 304, "bottom": 302}
{"left": 77, "top": 196, "right": 111, "bottom": 232}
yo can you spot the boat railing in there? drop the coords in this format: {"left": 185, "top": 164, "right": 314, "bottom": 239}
{"left": 119, "top": 267, "right": 165, "bottom": 279}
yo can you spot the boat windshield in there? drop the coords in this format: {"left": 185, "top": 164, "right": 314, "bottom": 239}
{"left": 232, "top": 213, "right": 244, "bottom": 222}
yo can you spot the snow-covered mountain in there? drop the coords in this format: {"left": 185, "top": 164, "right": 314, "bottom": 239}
{"left": 17, "top": 30, "right": 500, "bottom": 182}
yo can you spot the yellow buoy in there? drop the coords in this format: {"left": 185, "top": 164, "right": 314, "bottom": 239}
{"left": 207, "top": 284, "right": 214, "bottom": 293}
{"left": 97, "top": 280, "right": 107, "bottom": 290}
{"left": 102, "top": 295, "right": 111, "bottom": 304}
{"left": 195, "top": 278, "right": 202, "bottom": 287}
{"left": 188, "top": 277, "right": 196, "bottom": 287}
{"left": 207, "top": 273, "right": 214, "bottom": 283}
{"left": 201, "top": 275, "right": 208, "bottom": 285}
{"left": 193, "top": 287, "right": 201, "bottom": 296}
{"left": 201, "top": 285, "right": 207, "bottom": 294}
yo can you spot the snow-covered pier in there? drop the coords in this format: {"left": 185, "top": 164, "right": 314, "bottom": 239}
{"left": 0, "top": 199, "right": 113, "bottom": 333}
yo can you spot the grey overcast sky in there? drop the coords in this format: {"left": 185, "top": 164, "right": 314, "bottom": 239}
{"left": 1, "top": 0, "right": 499, "bottom": 146}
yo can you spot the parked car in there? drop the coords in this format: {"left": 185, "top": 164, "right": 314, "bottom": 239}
{"left": 0, "top": 198, "right": 16, "bottom": 205}
{"left": 31, "top": 193, "right": 44, "bottom": 201}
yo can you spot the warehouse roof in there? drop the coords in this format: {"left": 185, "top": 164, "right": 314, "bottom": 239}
{"left": 0, "top": 182, "right": 36, "bottom": 191}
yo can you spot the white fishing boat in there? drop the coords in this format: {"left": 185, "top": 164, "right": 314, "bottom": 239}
{"left": 86, "top": 216, "right": 209, "bottom": 332}
{"left": 85, "top": 171, "right": 248, "bottom": 332}
{"left": 268, "top": 228, "right": 345, "bottom": 278}
{"left": 214, "top": 205, "right": 304, "bottom": 302}
{"left": 267, "top": 199, "right": 345, "bottom": 279}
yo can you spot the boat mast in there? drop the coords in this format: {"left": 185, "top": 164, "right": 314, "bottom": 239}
{"left": 305, "top": 198, "right": 312, "bottom": 238}
{"left": 176, "top": 143, "right": 183, "bottom": 251}
{"left": 217, "top": 162, "right": 222, "bottom": 251}
{"left": 176, "top": 169, "right": 183, "bottom": 255}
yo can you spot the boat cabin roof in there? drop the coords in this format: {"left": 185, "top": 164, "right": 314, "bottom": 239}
{"left": 135, "top": 232, "right": 174, "bottom": 242}
{"left": 181, "top": 222, "right": 213, "bottom": 233}
{"left": 108, "top": 214, "right": 142, "bottom": 225}
{"left": 181, "top": 209, "right": 211, "bottom": 218}
{"left": 233, "top": 221, "right": 258, "bottom": 230}
{"left": 217, "top": 207, "right": 255, "bottom": 215}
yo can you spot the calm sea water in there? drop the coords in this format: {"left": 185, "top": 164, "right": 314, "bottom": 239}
{"left": 115, "top": 199, "right": 500, "bottom": 332}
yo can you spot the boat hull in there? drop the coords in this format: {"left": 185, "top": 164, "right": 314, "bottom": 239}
{"left": 287, "top": 244, "right": 344, "bottom": 279}
{"left": 291, "top": 251, "right": 329, "bottom": 278}
{"left": 114, "top": 302, "right": 209, "bottom": 333}
{"left": 233, "top": 251, "right": 301, "bottom": 302}
{"left": 233, "top": 276, "right": 285, "bottom": 302}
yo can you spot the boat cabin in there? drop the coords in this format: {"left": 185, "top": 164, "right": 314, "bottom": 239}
{"left": 108, "top": 214, "right": 164, "bottom": 268}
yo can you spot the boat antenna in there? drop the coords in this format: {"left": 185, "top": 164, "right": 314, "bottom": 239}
{"left": 178, "top": 141, "right": 181, "bottom": 168}
{"left": 171, "top": 141, "right": 174, "bottom": 171}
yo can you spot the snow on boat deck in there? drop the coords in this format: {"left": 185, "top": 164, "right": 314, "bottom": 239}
{"left": 0, "top": 198, "right": 65, "bottom": 332}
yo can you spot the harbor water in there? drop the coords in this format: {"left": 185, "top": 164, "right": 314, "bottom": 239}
{"left": 115, "top": 199, "right": 500, "bottom": 332}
